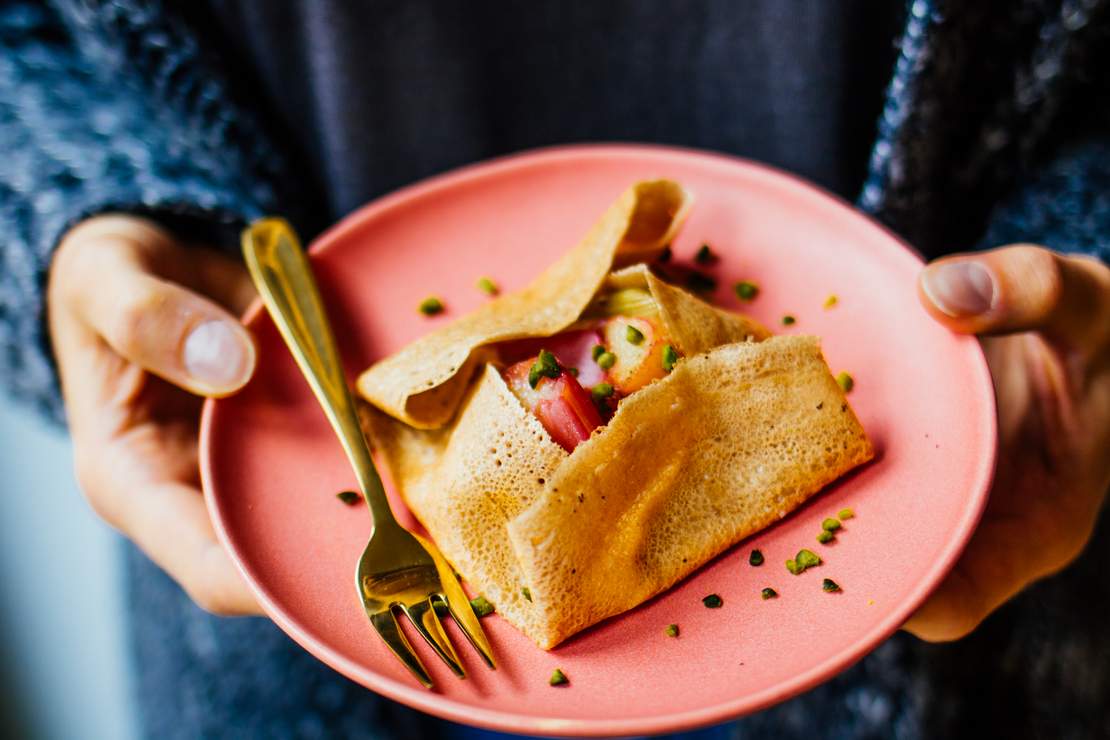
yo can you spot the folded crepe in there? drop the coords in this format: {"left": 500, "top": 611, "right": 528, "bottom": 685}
{"left": 358, "top": 180, "right": 873, "bottom": 649}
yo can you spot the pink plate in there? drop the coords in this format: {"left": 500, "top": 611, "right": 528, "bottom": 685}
{"left": 201, "top": 145, "right": 996, "bottom": 737}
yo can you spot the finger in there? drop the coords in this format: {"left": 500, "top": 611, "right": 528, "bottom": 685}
{"left": 918, "top": 245, "right": 1110, "bottom": 350}
{"left": 65, "top": 243, "right": 256, "bottom": 397}
{"left": 902, "top": 567, "right": 983, "bottom": 642}
{"left": 188, "top": 247, "right": 258, "bottom": 316}
{"left": 118, "top": 480, "right": 261, "bottom": 616}
{"left": 902, "top": 489, "right": 1099, "bottom": 643}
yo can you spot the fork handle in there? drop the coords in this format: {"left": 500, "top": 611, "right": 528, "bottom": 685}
{"left": 242, "top": 218, "right": 397, "bottom": 528}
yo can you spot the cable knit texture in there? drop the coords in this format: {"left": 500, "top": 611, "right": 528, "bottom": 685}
{"left": 1, "top": 1, "right": 1109, "bottom": 738}
{"left": 0, "top": 1, "right": 300, "bottom": 423}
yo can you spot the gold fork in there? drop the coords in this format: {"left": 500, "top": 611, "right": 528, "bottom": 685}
{"left": 242, "top": 217, "right": 496, "bottom": 688}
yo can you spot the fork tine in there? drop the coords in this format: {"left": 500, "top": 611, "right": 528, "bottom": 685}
{"left": 369, "top": 609, "right": 433, "bottom": 688}
{"left": 402, "top": 599, "right": 465, "bottom": 678}
{"left": 414, "top": 533, "right": 497, "bottom": 670}
{"left": 439, "top": 584, "right": 497, "bottom": 670}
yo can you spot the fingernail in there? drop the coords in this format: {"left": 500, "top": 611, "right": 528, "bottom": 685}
{"left": 184, "top": 321, "right": 254, "bottom": 390}
{"left": 921, "top": 261, "right": 996, "bottom": 317}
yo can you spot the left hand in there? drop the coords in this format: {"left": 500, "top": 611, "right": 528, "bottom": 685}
{"left": 904, "top": 244, "right": 1110, "bottom": 641}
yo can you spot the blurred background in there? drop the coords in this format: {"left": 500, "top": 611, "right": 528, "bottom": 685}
{"left": 0, "top": 396, "right": 136, "bottom": 740}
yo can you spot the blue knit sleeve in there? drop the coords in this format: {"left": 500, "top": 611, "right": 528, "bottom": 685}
{"left": 0, "top": 2, "right": 295, "bottom": 424}
{"left": 980, "top": 137, "right": 1110, "bottom": 266}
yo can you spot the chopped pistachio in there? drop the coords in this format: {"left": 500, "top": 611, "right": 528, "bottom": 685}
{"left": 824, "top": 294, "right": 839, "bottom": 309}
{"left": 336, "top": 491, "right": 361, "bottom": 506}
{"left": 665, "top": 623, "right": 679, "bottom": 638}
{"left": 418, "top": 296, "right": 444, "bottom": 316}
{"left": 658, "top": 245, "right": 673, "bottom": 263}
{"left": 786, "top": 559, "right": 802, "bottom": 575}
{"left": 749, "top": 549, "right": 764, "bottom": 567}
{"left": 591, "top": 383, "right": 614, "bottom": 402}
{"left": 591, "top": 344, "right": 606, "bottom": 361}
{"left": 549, "top": 668, "right": 569, "bottom": 686}
{"left": 694, "top": 244, "right": 717, "bottom": 265}
{"left": 816, "top": 530, "right": 835, "bottom": 544}
{"left": 625, "top": 324, "right": 645, "bottom": 345}
{"left": 822, "top": 578, "right": 841, "bottom": 593}
{"left": 702, "top": 594, "right": 723, "bottom": 608}
{"left": 781, "top": 314, "right": 796, "bottom": 326}
{"left": 761, "top": 587, "right": 778, "bottom": 600}
{"left": 686, "top": 271, "right": 717, "bottom": 293}
{"left": 476, "top": 277, "right": 499, "bottom": 296}
{"left": 585, "top": 288, "right": 658, "bottom": 319}
{"left": 733, "top": 281, "right": 759, "bottom": 301}
{"left": 838, "top": 508, "right": 855, "bottom": 521}
{"left": 528, "top": 350, "right": 560, "bottom": 388}
{"left": 661, "top": 344, "right": 679, "bottom": 373}
{"left": 836, "top": 371, "right": 854, "bottom": 393}
{"left": 469, "top": 595, "right": 495, "bottom": 617}
{"left": 796, "top": 549, "right": 822, "bottom": 569}
{"left": 596, "top": 351, "right": 616, "bottom": 370}
{"left": 822, "top": 518, "right": 842, "bottom": 533}
{"left": 521, "top": 587, "right": 532, "bottom": 602}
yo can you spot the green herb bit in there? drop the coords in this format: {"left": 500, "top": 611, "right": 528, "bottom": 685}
{"left": 528, "top": 350, "right": 560, "bottom": 388}
{"left": 702, "top": 594, "right": 723, "bottom": 608}
{"left": 781, "top": 314, "right": 796, "bottom": 326}
{"left": 761, "top": 587, "right": 778, "bottom": 600}
{"left": 733, "top": 281, "right": 759, "bottom": 301}
{"left": 836, "top": 371, "right": 854, "bottom": 393}
{"left": 838, "top": 508, "right": 855, "bottom": 521}
{"left": 822, "top": 578, "right": 841, "bottom": 593}
{"left": 796, "top": 549, "right": 822, "bottom": 569}
{"left": 418, "top": 296, "right": 444, "bottom": 316}
{"left": 749, "top": 549, "right": 764, "bottom": 567}
{"left": 336, "top": 491, "right": 361, "bottom": 506}
{"left": 658, "top": 244, "right": 673, "bottom": 263}
{"left": 549, "top": 668, "right": 569, "bottom": 686}
{"left": 694, "top": 244, "right": 717, "bottom": 265}
{"left": 786, "top": 559, "right": 802, "bottom": 575}
{"left": 686, "top": 271, "right": 717, "bottom": 293}
{"left": 816, "top": 530, "right": 835, "bottom": 544}
{"left": 521, "top": 587, "right": 532, "bottom": 602}
{"left": 591, "top": 344, "right": 606, "bottom": 361}
{"left": 665, "top": 623, "right": 679, "bottom": 638}
{"left": 596, "top": 351, "right": 616, "bottom": 370}
{"left": 469, "top": 595, "right": 495, "bottom": 618}
{"left": 822, "top": 518, "right": 842, "bottom": 533}
{"left": 662, "top": 344, "right": 679, "bottom": 373}
{"left": 824, "top": 294, "right": 838, "bottom": 309}
{"left": 625, "top": 324, "right": 645, "bottom": 345}
{"left": 476, "top": 277, "right": 499, "bottom": 296}
{"left": 567, "top": 367, "right": 579, "bottom": 377}
{"left": 591, "top": 383, "right": 614, "bottom": 402}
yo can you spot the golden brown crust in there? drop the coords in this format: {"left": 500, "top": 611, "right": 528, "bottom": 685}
{"left": 507, "top": 335, "right": 873, "bottom": 647}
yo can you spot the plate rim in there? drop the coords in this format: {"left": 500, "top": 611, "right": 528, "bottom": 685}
{"left": 201, "top": 142, "right": 998, "bottom": 737}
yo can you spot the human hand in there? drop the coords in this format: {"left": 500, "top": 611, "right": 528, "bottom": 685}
{"left": 905, "top": 245, "right": 1110, "bottom": 640}
{"left": 48, "top": 215, "right": 261, "bottom": 615}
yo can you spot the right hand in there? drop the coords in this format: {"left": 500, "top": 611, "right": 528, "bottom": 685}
{"left": 48, "top": 214, "right": 261, "bottom": 615}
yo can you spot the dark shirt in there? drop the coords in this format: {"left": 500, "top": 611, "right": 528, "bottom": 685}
{"left": 197, "top": 1, "right": 902, "bottom": 219}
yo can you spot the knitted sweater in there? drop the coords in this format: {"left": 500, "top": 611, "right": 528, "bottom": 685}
{"left": 2, "top": 1, "right": 1109, "bottom": 738}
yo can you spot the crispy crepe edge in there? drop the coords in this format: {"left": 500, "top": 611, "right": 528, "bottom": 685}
{"left": 505, "top": 335, "right": 874, "bottom": 648}
{"left": 356, "top": 180, "right": 693, "bottom": 429}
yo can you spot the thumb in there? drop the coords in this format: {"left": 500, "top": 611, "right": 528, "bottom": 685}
{"left": 918, "top": 245, "right": 1110, "bottom": 350}
{"left": 63, "top": 235, "right": 257, "bottom": 397}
